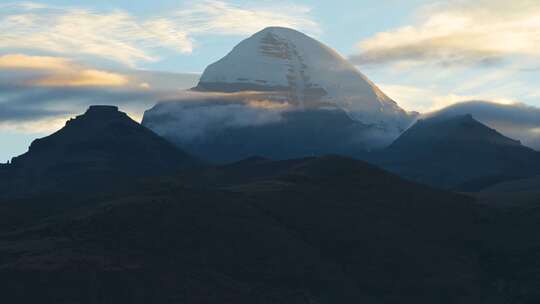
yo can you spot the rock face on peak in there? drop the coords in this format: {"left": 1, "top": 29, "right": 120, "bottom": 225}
{"left": 1, "top": 105, "right": 199, "bottom": 198}
{"left": 374, "top": 114, "right": 540, "bottom": 190}
{"left": 195, "top": 27, "right": 412, "bottom": 128}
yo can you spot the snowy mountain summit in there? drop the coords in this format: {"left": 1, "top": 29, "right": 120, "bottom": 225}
{"left": 143, "top": 27, "right": 416, "bottom": 162}
{"left": 195, "top": 26, "right": 414, "bottom": 130}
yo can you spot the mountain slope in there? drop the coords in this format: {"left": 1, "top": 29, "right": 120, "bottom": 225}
{"left": 374, "top": 114, "right": 540, "bottom": 190}
{"left": 0, "top": 105, "right": 199, "bottom": 198}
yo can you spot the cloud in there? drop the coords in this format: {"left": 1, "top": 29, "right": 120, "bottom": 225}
{"left": 0, "top": 106, "right": 66, "bottom": 123}
{"left": 428, "top": 100, "right": 540, "bottom": 150}
{"left": 34, "top": 69, "right": 129, "bottom": 87}
{"left": 246, "top": 99, "right": 291, "bottom": 110}
{"left": 0, "top": 110, "right": 69, "bottom": 133}
{"left": 0, "top": 85, "right": 159, "bottom": 130}
{"left": 0, "top": 1, "right": 318, "bottom": 66}
{"left": 174, "top": 0, "right": 320, "bottom": 36}
{"left": 0, "top": 54, "right": 129, "bottom": 87}
{"left": 0, "top": 55, "right": 201, "bottom": 133}
{"left": 430, "top": 95, "right": 517, "bottom": 112}
{"left": 0, "top": 54, "right": 72, "bottom": 70}
{"left": 0, "top": 54, "right": 200, "bottom": 90}
{"left": 380, "top": 83, "right": 517, "bottom": 113}
{"left": 351, "top": 0, "right": 540, "bottom": 66}
{"left": 143, "top": 91, "right": 291, "bottom": 142}
{"left": 0, "top": 5, "right": 173, "bottom": 66}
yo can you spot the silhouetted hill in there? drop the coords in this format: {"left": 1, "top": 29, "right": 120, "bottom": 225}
{"left": 374, "top": 114, "right": 540, "bottom": 190}
{"left": 0, "top": 155, "right": 491, "bottom": 304}
{"left": 0, "top": 105, "right": 199, "bottom": 199}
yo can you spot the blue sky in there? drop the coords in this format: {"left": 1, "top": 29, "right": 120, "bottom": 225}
{"left": 1, "top": 0, "right": 540, "bottom": 161}
{"left": 0, "top": 0, "right": 426, "bottom": 73}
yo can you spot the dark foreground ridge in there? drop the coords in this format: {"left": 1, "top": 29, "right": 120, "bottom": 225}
{"left": 1, "top": 155, "right": 490, "bottom": 304}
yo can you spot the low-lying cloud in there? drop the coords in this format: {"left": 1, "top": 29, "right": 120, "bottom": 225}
{"left": 143, "top": 91, "right": 292, "bottom": 142}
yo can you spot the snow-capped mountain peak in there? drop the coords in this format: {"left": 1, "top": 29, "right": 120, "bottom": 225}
{"left": 195, "top": 26, "right": 413, "bottom": 130}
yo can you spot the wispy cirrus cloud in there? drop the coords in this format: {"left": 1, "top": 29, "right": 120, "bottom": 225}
{"left": 173, "top": 1, "right": 320, "bottom": 36}
{"left": 0, "top": 1, "right": 318, "bottom": 67}
{"left": 351, "top": 0, "right": 540, "bottom": 67}
{"left": 0, "top": 3, "right": 192, "bottom": 66}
